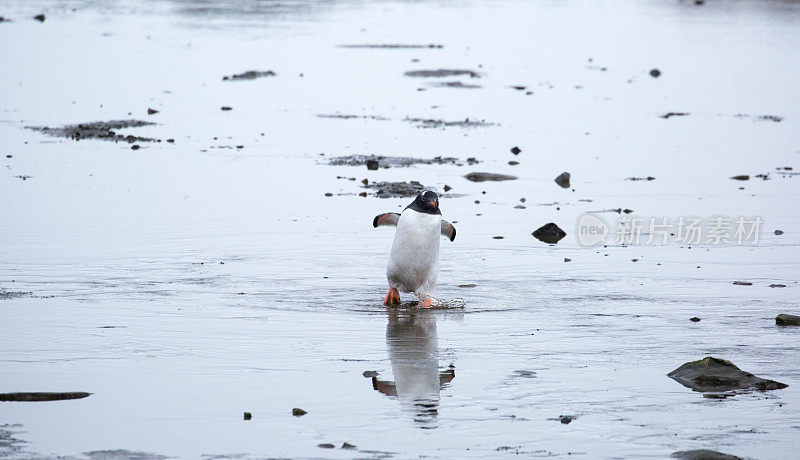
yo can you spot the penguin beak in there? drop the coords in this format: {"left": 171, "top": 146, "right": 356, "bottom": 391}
{"left": 429, "top": 201, "right": 436, "bottom": 207}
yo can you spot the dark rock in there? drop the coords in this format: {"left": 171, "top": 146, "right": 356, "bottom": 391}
{"left": 292, "top": 408, "right": 307, "bottom": 416}
{"left": 510, "top": 146, "right": 521, "bottom": 155}
{"left": 776, "top": 314, "right": 800, "bottom": 326}
{"left": 492, "top": 236, "right": 504, "bottom": 239}
{"left": 243, "top": 412, "right": 252, "bottom": 420}
{"left": 532, "top": 223, "right": 567, "bottom": 244}
{"left": 774, "top": 229, "right": 784, "bottom": 235}
{"left": 671, "top": 449, "right": 741, "bottom": 460}
{"left": 404, "top": 69, "right": 481, "bottom": 78}
{"left": 324, "top": 192, "right": 333, "bottom": 197}
{"left": 366, "top": 159, "right": 379, "bottom": 170}
{"left": 0, "top": 392, "right": 91, "bottom": 401}
{"left": 464, "top": 172, "right": 517, "bottom": 182}
{"left": 318, "top": 443, "right": 335, "bottom": 449}
{"left": 769, "top": 284, "right": 787, "bottom": 288}
{"left": 131, "top": 145, "right": 140, "bottom": 150}
{"left": 362, "top": 370, "right": 379, "bottom": 378}
{"left": 222, "top": 70, "right": 276, "bottom": 81}
{"left": 559, "top": 415, "right": 573, "bottom": 424}
{"left": 166, "top": 138, "right": 175, "bottom": 143}
{"left": 458, "top": 283, "right": 476, "bottom": 288}
{"left": 5, "top": 155, "right": 11, "bottom": 158}
{"left": 730, "top": 175, "right": 749, "bottom": 181}
{"left": 564, "top": 258, "right": 571, "bottom": 262}
{"left": 732, "top": 281, "right": 752, "bottom": 286}
{"left": 444, "top": 184, "right": 452, "bottom": 192}
{"left": 508, "top": 161, "right": 519, "bottom": 165}
{"left": 33, "top": 14, "right": 45, "bottom": 22}
{"left": 554, "top": 172, "right": 571, "bottom": 188}
{"left": 649, "top": 68, "right": 661, "bottom": 78}
{"left": 626, "top": 176, "right": 656, "bottom": 181}
{"left": 661, "top": 112, "right": 689, "bottom": 119}
{"left": 667, "top": 356, "right": 788, "bottom": 392}
{"left": 342, "top": 442, "right": 357, "bottom": 449}
{"left": 147, "top": 108, "right": 159, "bottom": 115}
{"left": 631, "top": 258, "right": 639, "bottom": 262}
{"left": 690, "top": 317, "right": 701, "bottom": 322}
{"left": 220, "top": 106, "right": 232, "bottom": 111}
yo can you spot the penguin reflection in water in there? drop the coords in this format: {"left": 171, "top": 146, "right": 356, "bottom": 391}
{"left": 373, "top": 191, "right": 456, "bottom": 307}
{"left": 371, "top": 309, "right": 455, "bottom": 425}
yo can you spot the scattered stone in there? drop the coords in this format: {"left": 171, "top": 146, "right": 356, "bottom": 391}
{"left": 339, "top": 43, "right": 442, "bottom": 49}
{"left": 405, "top": 117, "right": 494, "bottom": 129}
{"left": 243, "top": 412, "right": 252, "bottom": 420}
{"left": 147, "top": 108, "right": 159, "bottom": 115}
{"left": 532, "top": 223, "right": 567, "bottom": 244}
{"left": 464, "top": 172, "right": 517, "bottom": 182}
{"left": 667, "top": 356, "right": 788, "bottom": 392}
{"left": 366, "top": 159, "right": 379, "bottom": 170}
{"left": 514, "top": 205, "right": 526, "bottom": 209}
{"left": 292, "top": 408, "right": 307, "bottom": 416}
{"left": 559, "top": 415, "right": 573, "bottom": 424}
{"left": 362, "top": 371, "right": 379, "bottom": 378}
{"left": 324, "top": 192, "right": 333, "bottom": 197}
{"left": 757, "top": 115, "right": 783, "bottom": 122}
{"left": 14, "top": 175, "right": 31, "bottom": 180}
{"left": 510, "top": 146, "right": 521, "bottom": 155}
{"left": 492, "top": 236, "right": 504, "bottom": 239}
{"left": 508, "top": 161, "right": 519, "bottom": 165}
{"left": 631, "top": 258, "right": 639, "bottom": 262}
{"left": 649, "top": 68, "right": 661, "bottom": 78}
{"left": 0, "top": 392, "right": 91, "bottom": 402}
{"left": 730, "top": 175, "right": 749, "bottom": 181}
{"left": 221, "top": 106, "right": 232, "bottom": 111}
{"left": 166, "top": 139, "right": 174, "bottom": 143}
{"left": 5, "top": 155, "right": 11, "bottom": 158}
{"left": 564, "top": 258, "right": 571, "bottom": 262}
{"left": 318, "top": 443, "right": 335, "bottom": 449}
{"left": 131, "top": 145, "right": 140, "bottom": 150}
{"left": 671, "top": 449, "right": 741, "bottom": 460}
{"left": 342, "top": 442, "right": 357, "bottom": 449}
{"left": 774, "top": 229, "right": 784, "bottom": 235}
{"left": 33, "top": 14, "right": 45, "bottom": 22}
{"left": 444, "top": 184, "right": 452, "bottom": 192}
{"left": 661, "top": 112, "right": 689, "bottom": 119}
{"left": 222, "top": 70, "right": 276, "bottom": 81}
{"left": 328, "top": 154, "right": 477, "bottom": 168}
{"left": 404, "top": 69, "right": 481, "bottom": 78}
{"left": 458, "top": 283, "right": 477, "bottom": 288}
{"left": 626, "top": 176, "right": 656, "bottom": 181}
{"left": 690, "top": 317, "right": 701, "bottom": 322}
{"left": 769, "top": 284, "right": 786, "bottom": 288}
{"left": 27, "top": 120, "right": 157, "bottom": 143}
{"left": 775, "top": 314, "right": 800, "bottom": 326}
{"left": 554, "top": 172, "right": 571, "bottom": 188}
{"left": 732, "top": 281, "right": 752, "bottom": 286}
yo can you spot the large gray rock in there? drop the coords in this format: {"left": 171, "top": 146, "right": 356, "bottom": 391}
{"left": 668, "top": 357, "right": 787, "bottom": 392}
{"left": 776, "top": 313, "right": 800, "bottom": 326}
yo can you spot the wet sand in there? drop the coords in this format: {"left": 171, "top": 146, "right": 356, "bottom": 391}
{"left": 1, "top": 0, "right": 799, "bottom": 458}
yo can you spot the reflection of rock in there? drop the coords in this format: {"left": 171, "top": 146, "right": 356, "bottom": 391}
{"left": 667, "top": 357, "right": 787, "bottom": 393}
{"left": 371, "top": 310, "right": 454, "bottom": 426}
{"left": 671, "top": 449, "right": 741, "bottom": 460}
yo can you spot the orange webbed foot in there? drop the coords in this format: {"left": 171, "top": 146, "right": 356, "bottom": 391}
{"left": 384, "top": 287, "right": 401, "bottom": 306}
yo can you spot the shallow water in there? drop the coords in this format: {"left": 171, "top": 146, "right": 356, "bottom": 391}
{"left": 1, "top": 0, "right": 799, "bottom": 458}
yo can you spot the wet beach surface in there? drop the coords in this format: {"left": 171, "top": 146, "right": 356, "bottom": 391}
{"left": 1, "top": 0, "right": 800, "bottom": 458}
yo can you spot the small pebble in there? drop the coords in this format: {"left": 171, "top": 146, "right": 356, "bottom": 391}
{"left": 649, "top": 68, "right": 661, "bottom": 78}
{"left": 690, "top": 317, "right": 701, "bottom": 322}
{"left": 243, "top": 412, "right": 252, "bottom": 420}
{"left": 292, "top": 408, "right": 307, "bottom": 416}
{"left": 510, "top": 146, "right": 521, "bottom": 155}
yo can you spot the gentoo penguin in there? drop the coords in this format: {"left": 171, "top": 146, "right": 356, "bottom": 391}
{"left": 373, "top": 190, "right": 456, "bottom": 307}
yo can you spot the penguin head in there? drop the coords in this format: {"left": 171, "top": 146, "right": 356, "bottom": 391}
{"left": 413, "top": 190, "right": 440, "bottom": 214}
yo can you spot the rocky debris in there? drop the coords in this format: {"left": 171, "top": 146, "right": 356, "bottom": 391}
{"left": 0, "top": 289, "right": 32, "bottom": 300}
{"left": 222, "top": 70, "right": 276, "bottom": 81}
{"left": 14, "top": 175, "right": 31, "bottom": 180}
{"left": 564, "top": 258, "right": 571, "bottom": 262}
{"left": 316, "top": 113, "right": 389, "bottom": 121}
{"left": 769, "top": 283, "right": 787, "bottom": 288}
{"left": 33, "top": 14, "right": 45, "bottom": 22}
{"left": 220, "top": 106, "right": 232, "bottom": 111}
{"left": 559, "top": 415, "right": 573, "bottom": 424}
{"left": 774, "top": 229, "right": 784, "bottom": 235}
{"left": 661, "top": 112, "right": 689, "bottom": 119}
{"left": 532, "top": 223, "right": 567, "bottom": 244}
{"left": 667, "top": 356, "right": 788, "bottom": 392}
{"left": 27, "top": 120, "right": 157, "bottom": 143}
{"left": 405, "top": 117, "right": 494, "bottom": 129}
{"left": 339, "top": 43, "right": 442, "bottom": 49}
{"left": 730, "top": 175, "right": 749, "bottom": 181}
{"left": 0, "top": 392, "right": 91, "bottom": 401}
{"left": 318, "top": 443, "right": 335, "bottom": 449}
{"left": 734, "top": 114, "right": 784, "bottom": 123}
{"left": 690, "top": 317, "right": 701, "bottom": 322}
{"left": 404, "top": 69, "right": 481, "bottom": 78}
{"left": 671, "top": 449, "right": 741, "bottom": 460}
{"left": 554, "top": 172, "right": 571, "bottom": 188}
{"left": 614, "top": 208, "right": 634, "bottom": 214}
{"left": 626, "top": 176, "right": 656, "bottom": 181}
{"left": 458, "top": 283, "right": 476, "bottom": 288}
{"left": 328, "top": 154, "right": 478, "bottom": 168}
{"left": 464, "top": 172, "right": 517, "bottom": 182}
{"left": 430, "top": 81, "right": 482, "bottom": 89}
{"left": 775, "top": 314, "right": 800, "bottom": 326}
{"left": 649, "top": 68, "right": 661, "bottom": 78}
{"left": 362, "top": 180, "right": 427, "bottom": 198}
{"left": 243, "top": 412, "right": 252, "bottom": 420}
{"left": 292, "top": 408, "right": 307, "bottom": 416}
{"left": 510, "top": 146, "right": 521, "bottom": 155}
{"left": 732, "top": 281, "right": 752, "bottom": 286}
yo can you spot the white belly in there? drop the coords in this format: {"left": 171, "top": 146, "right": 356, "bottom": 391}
{"left": 386, "top": 209, "right": 441, "bottom": 298}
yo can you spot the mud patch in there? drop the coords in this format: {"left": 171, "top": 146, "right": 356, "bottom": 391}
{"left": 0, "top": 392, "right": 91, "bottom": 402}
{"left": 27, "top": 120, "right": 157, "bottom": 143}
{"left": 222, "top": 70, "right": 276, "bottom": 81}
{"left": 404, "top": 69, "right": 481, "bottom": 78}
{"left": 328, "top": 154, "right": 478, "bottom": 168}
{"left": 404, "top": 117, "right": 495, "bottom": 129}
